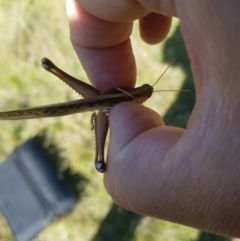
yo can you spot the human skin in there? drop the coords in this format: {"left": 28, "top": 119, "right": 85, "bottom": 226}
{"left": 66, "top": 0, "right": 240, "bottom": 237}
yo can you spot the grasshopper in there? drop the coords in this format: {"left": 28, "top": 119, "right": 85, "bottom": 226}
{"left": 0, "top": 58, "right": 176, "bottom": 172}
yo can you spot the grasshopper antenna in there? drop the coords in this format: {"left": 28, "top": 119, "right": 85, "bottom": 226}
{"left": 152, "top": 59, "right": 175, "bottom": 87}
{"left": 152, "top": 60, "right": 189, "bottom": 93}
{"left": 153, "top": 89, "right": 189, "bottom": 93}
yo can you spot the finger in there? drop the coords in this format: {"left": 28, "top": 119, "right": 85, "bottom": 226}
{"left": 76, "top": 0, "right": 150, "bottom": 22}
{"left": 108, "top": 103, "right": 165, "bottom": 153}
{"left": 139, "top": 0, "right": 177, "bottom": 17}
{"left": 76, "top": 0, "right": 177, "bottom": 22}
{"left": 67, "top": 0, "right": 133, "bottom": 48}
{"left": 104, "top": 103, "right": 185, "bottom": 215}
{"left": 67, "top": 0, "right": 136, "bottom": 92}
{"left": 67, "top": 0, "right": 177, "bottom": 93}
{"left": 139, "top": 13, "right": 172, "bottom": 44}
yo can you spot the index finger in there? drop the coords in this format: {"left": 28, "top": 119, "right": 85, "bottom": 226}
{"left": 66, "top": 0, "right": 172, "bottom": 93}
{"left": 67, "top": 0, "right": 137, "bottom": 93}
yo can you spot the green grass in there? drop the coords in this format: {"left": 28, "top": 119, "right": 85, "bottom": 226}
{"left": 0, "top": 1, "right": 237, "bottom": 241}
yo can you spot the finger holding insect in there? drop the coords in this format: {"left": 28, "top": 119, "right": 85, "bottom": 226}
{"left": 107, "top": 102, "right": 165, "bottom": 154}
{"left": 66, "top": 0, "right": 172, "bottom": 92}
{"left": 67, "top": 0, "right": 136, "bottom": 93}
{"left": 104, "top": 102, "right": 185, "bottom": 212}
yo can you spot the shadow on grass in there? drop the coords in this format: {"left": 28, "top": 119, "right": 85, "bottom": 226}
{"left": 162, "top": 26, "right": 231, "bottom": 241}
{"left": 91, "top": 204, "right": 142, "bottom": 241}
{"left": 196, "top": 232, "right": 231, "bottom": 241}
{"left": 35, "top": 131, "right": 89, "bottom": 198}
{"left": 162, "top": 26, "right": 195, "bottom": 128}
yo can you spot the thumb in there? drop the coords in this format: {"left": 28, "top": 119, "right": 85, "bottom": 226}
{"left": 104, "top": 102, "right": 184, "bottom": 215}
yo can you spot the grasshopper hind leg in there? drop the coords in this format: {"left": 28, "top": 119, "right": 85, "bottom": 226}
{"left": 95, "top": 160, "right": 106, "bottom": 173}
{"left": 91, "top": 111, "right": 109, "bottom": 173}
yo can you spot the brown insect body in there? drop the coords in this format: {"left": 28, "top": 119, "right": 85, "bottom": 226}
{"left": 0, "top": 58, "right": 154, "bottom": 172}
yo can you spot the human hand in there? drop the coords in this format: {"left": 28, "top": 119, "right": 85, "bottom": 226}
{"left": 66, "top": 0, "right": 240, "bottom": 237}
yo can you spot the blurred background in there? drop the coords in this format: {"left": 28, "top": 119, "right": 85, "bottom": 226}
{"left": 0, "top": 1, "right": 238, "bottom": 241}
